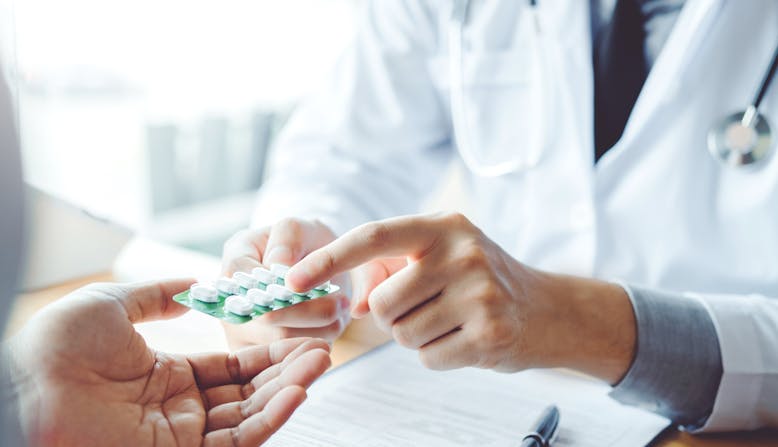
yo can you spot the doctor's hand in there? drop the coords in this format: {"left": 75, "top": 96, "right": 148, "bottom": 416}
{"left": 285, "top": 212, "right": 637, "bottom": 383}
{"left": 6, "top": 279, "right": 331, "bottom": 446}
{"left": 221, "top": 219, "right": 351, "bottom": 349}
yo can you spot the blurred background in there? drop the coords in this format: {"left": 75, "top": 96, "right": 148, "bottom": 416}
{"left": 9, "top": 0, "right": 360, "bottom": 291}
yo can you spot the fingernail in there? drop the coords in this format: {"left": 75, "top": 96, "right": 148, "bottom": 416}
{"left": 351, "top": 302, "right": 368, "bottom": 319}
{"left": 265, "top": 246, "right": 293, "bottom": 265}
{"left": 349, "top": 286, "right": 365, "bottom": 318}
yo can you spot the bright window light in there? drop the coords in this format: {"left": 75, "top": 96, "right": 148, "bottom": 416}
{"left": 14, "top": 0, "right": 358, "bottom": 230}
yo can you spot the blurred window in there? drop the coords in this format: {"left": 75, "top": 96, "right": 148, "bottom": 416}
{"left": 13, "top": 0, "right": 357, "bottom": 252}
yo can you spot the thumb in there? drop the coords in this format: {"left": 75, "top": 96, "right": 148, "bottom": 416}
{"left": 119, "top": 278, "right": 195, "bottom": 323}
{"left": 221, "top": 228, "right": 270, "bottom": 275}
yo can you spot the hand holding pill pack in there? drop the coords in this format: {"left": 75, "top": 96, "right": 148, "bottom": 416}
{"left": 173, "top": 263, "right": 338, "bottom": 324}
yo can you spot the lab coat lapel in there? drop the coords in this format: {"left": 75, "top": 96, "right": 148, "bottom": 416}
{"left": 595, "top": 0, "right": 724, "bottom": 169}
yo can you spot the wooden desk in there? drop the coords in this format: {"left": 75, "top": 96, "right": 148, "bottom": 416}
{"left": 7, "top": 276, "right": 778, "bottom": 447}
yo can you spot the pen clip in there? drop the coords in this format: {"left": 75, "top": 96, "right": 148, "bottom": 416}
{"left": 522, "top": 431, "right": 549, "bottom": 447}
{"left": 523, "top": 404, "right": 559, "bottom": 447}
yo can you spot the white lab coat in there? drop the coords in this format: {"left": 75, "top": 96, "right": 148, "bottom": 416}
{"left": 253, "top": 0, "right": 778, "bottom": 432}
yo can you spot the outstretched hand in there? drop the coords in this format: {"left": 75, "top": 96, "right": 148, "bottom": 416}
{"left": 6, "top": 279, "right": 331, "bottom": 446}
{"left": 284, "top": 212, "right": 635, "bottom": 382}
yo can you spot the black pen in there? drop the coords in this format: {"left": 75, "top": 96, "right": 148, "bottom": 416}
{"left": 520, "top": 405, "right": 560, "bottom": 447}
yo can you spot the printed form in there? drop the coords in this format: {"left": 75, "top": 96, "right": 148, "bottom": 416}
{"left": 267, "top": 343, "right": 670, "bottom": 446}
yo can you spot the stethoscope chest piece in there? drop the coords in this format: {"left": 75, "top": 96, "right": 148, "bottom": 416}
{"left": 708, "top": 43, "right": 778, "bottom": 168}
{"left": 708, "top": 109, "right": 773, "bottom": 167}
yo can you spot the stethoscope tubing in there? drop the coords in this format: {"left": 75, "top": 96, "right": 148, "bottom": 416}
{"left": 449, "top": 0, "right": 545, "bottom": 177}
{"left": 752, "top": 44, "right": 778, "bottom": 110}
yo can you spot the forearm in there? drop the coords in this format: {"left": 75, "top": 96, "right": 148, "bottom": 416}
{"left": 538, "top": 273, "right": 723, "bottom": 428}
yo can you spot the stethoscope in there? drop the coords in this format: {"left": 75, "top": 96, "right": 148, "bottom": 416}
{"left": 449, "top": 0, "right": 546, "bottom": 177}
{"left": 450, "top": 0, "right": 778, "bottom": 176}
{"left": 708, "top": 44, "right": 778, "bottom": 168}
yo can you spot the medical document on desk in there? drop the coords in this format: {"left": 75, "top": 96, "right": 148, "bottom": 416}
{"left": 266, "top": 343, "right": 670, "bottom": 447}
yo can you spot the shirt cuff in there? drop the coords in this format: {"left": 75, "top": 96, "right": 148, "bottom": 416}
{"left": 609, "top": 284, "right": 723, "bottom": 429}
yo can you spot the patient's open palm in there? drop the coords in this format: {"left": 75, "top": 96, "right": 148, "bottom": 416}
{"left": 10, "top": 280, "right": 330, "bottom": 446}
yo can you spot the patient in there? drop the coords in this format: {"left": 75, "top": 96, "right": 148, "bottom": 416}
{"left": 0, "top": 62, "right": 330, "bottom": 445}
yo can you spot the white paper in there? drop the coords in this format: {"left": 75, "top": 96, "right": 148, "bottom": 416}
{"left": 267, "top": 343, "right": 670, "bottom": 446}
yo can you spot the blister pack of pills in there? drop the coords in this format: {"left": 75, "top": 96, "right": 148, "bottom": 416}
{"left": 173, "top": 263, "right": 339, "bottom": 324}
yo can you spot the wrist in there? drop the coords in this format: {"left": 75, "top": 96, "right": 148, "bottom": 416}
{"left": 541, "top": 273, "right": 637, "bottom": 384}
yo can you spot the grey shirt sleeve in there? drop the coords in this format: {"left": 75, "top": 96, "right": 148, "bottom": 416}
{"left": 609, "top": 285, "right": 723, "bottom": 429}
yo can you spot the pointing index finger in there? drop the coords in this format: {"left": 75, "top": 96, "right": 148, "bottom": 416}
{"left": 285, "top": 216, "right": 439, "bottom": 292}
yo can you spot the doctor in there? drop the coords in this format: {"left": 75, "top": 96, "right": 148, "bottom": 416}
{"left": 221, "top": 0, "right": 778, "bottom": 432}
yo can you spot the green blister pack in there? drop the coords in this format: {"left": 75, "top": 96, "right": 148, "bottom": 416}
{"left": 172, "top": 264, "right": 338, "bottom": 325}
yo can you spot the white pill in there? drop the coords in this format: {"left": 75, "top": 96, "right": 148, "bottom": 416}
{"left": 251, "top": 267, "right": 277, "bottom": 284}
{"left": 266, "top": 283, "right": 294, "bottom": 301}
{"left": 214, "top": 277, "right": 241, "bottom": 296}
{"left": 190, "top": 284, "right": 219, "bottom": 303}
{"left": 225, "top": 295, "right": 255, "bottom": 316}
{"left": 313, "top": 280, "right": 331, "bottom": 291}
{"left": 270, "top": 263, "right": 290, "bottom": 279}
{"left": 233, "top": 271, "right": 260, "bottom": 289}
{"left": 246, "top": 288, "right": 275, "bottom": 307}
